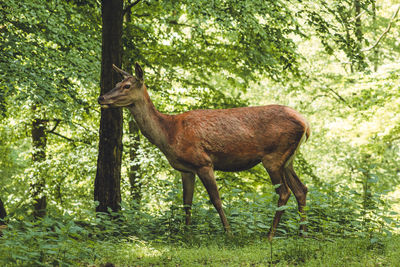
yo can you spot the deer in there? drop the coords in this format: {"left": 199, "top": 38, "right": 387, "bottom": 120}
{"left": 98, "top": 63, "right": 310, "bottom": 240}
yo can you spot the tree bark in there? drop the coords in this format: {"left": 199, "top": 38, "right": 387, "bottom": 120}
{"left": 94, "top": 0, "right": 124, "bottom": 213}
{"left": 338, "top": 6, "right": 353, "bottom": 73}
{"left": 31, "top": 117, "right": 47, "bottom": 218}
{"left": 0, "top": 197, "right": 6, "bottom": 223}
{"left": 354, "top": 0, "right": 366, "bottom": 71}
{"left": 354, "top": 0, "right": 363, "bottom": 44}
{"left": 123, "top": 7, "right": 142, "bottom": 204}
{"left": 372, "top": 0, "right": 378, "bottom": 71}
{"left": 128, "top": 119, "right": 142, "bottom": 203}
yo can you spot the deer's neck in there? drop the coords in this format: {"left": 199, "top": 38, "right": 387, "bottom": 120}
{"left": 126, "top": 88, "right": 173, "bottom": 151}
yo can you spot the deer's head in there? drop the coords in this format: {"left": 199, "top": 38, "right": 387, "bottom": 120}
{"left": 98, "top": 63, "right": 144, "bottom": 108}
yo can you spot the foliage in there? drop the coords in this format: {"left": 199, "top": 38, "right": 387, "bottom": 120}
{"left": 0, "top": 0, "right": 101, "bottom": 216}
{"left": 0, "top": 0, "right": 100, "bottom": 117}
{"left": 0, "top": 208, "right": 398, "bottom": 266}
{"left": 1, "top": 0, "right": 400, "bottom": 265}
{"left": 124, "top": 0, "right": 303, "bottom": 91}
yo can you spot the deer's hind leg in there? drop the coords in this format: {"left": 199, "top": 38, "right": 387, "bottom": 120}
{"left": 284, "top": 162, "right": 308, "bottom": 235}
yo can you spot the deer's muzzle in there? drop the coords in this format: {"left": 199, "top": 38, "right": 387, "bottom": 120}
{"left": 98, "top": 96, "right": 110, "bottom": 109}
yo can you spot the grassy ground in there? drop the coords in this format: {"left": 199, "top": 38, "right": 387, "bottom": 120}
{"left": 1, "top": 219, "right": 399, "bottom": 266}
{"left": 93, "top": 235, "right": 400, "bottom": 266}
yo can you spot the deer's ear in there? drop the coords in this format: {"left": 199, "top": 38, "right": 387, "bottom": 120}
{"left": 112, "top": 64, "right": 131, "bottom": 78}
{"left": 135, "top": 62, "right": 144, "bottom": 82}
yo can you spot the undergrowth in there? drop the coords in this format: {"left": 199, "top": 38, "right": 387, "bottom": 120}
{"left": 0, "top": 181, "right": 398, "bottom": 266}
{"left": 1, "top": 217, "right": 398, "bottom": 267}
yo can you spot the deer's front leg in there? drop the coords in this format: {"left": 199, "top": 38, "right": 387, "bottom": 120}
{"left": 181, "top": 171, "right": 196, "bottom": 225}
{"left": 196, "top": 166, "right": 231, "bottom": 233}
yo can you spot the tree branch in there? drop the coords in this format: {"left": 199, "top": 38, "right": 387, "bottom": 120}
{"left": 362, "top": 4, "right": 400, "bottom": 52}
{"left": 168, "top": 20, "right": 192, "bottom": 28}
{"left": 348, "top": 10, "right": 366, "bottom": 23}
{"left": 48, "top": 119, "right": 61, "bottom": 133}
{"left": 326, "top": 87, "right": 352, "bottom": 108}
{"left": 47, "top": 131, "right": 91, "bottom": 145}
{"left": 386, "top": 135, "right": 400, "bottom": 143}
{"left": 124, "top": 0, "right": 141, "bottom": 14}
{"left": 304, "top": 94, "right": 330, "bottom": 108}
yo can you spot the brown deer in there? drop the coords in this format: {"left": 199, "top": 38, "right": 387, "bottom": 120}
{"left": 98, "top": 63, "right": 310, "bottom": 240}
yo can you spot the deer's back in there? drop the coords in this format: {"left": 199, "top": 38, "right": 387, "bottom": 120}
{"left": 165, "top": 105, "right": 308, "bottom": 171}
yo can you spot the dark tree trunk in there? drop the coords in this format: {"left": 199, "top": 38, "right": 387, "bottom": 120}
{"left": 94, "top": 0, "right": 124, "bottom": 213}
{"left": 121, "top": 5, "right": 143, "bottom": 203}
{"left": 31, "top": 117, "right": 47, "bottom": 218}
{"left": 345, "top": 26, "right": 354, "bottom": 73}
{"left": 354, "top": 0, "right": 363, "bottom": 43}
{"left": 128, "top": 119, "right": 142, "bottom": 203}
{"left": 372, "top": 0, "right": 378, "bottom": 71}
{"left": 338, "top": 7, "right": 353, "bottom": 73}
{"left": 0, "top": 197, "right": 6, "bottom": 223}
{"left": 354, "top": 0, "right": 365, "bottom": 70}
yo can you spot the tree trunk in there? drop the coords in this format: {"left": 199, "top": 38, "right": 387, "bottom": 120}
{"left": 372, "top": 0, "right": 378, "bottom": 71}
{"left": 122, "top": 6, "right": 142, "bottom": 203}
{"left": 345, "top": 26, "right": 354, "bottom": 73}
{"left": 338, "top": 7, "right": 354, "bottom": 73}
{"left": 0, "top": 197, "right": 6, "bottom": 223}
{"left": 31, "top": 117, "right": 47, "bottom": 218}
{"left": 354, "top": 0, "right": 366, "bottom": 71}
{"left": 94, "top": 0, "right": 124, "bottom": 213}
{"left": 128, "top": 119, "right": 142, "bottom": 203}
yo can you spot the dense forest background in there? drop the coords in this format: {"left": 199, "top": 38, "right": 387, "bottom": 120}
{"left": 1, "top": 0, "right": 399, "bottom": 266}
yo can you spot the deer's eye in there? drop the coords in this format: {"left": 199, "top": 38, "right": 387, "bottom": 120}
{"left": 123, "top": 84, "right": 130, "bottom": 89}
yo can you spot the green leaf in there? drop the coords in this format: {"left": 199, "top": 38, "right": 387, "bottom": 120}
{"left": 276, "top": 205, "right": 290, "bottom": 211}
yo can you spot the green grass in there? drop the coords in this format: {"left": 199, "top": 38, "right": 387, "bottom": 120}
{"left": 1, "top": 216, "right": 399, "bottom": 266}
{"left": 92, "top": 235, "right": 400, "bottom": 266}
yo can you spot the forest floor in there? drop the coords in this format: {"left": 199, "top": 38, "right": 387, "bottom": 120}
{"left": 1, "top": 217, "right": 399, "bottom": 266}
{"left": 93, "top": 235, "right": 400, "bottom": 266}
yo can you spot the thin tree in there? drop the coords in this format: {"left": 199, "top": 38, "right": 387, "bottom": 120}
{"left": 94, "top": 0, "right": 124, "bottom": 212}
{"left": 354, "top": 0, "right": 366, "bottom": 71}
{"left": 371, "top": 0, "right": 378, "bottom": 71}
{"left": 123, "top": 2, "right": 142, "bottom": 204}
{"left": 31, "top": 107, "right": 47, "bottom": 218}
{"left": 0, "top": 197, "right": 6, "bottom": 223}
